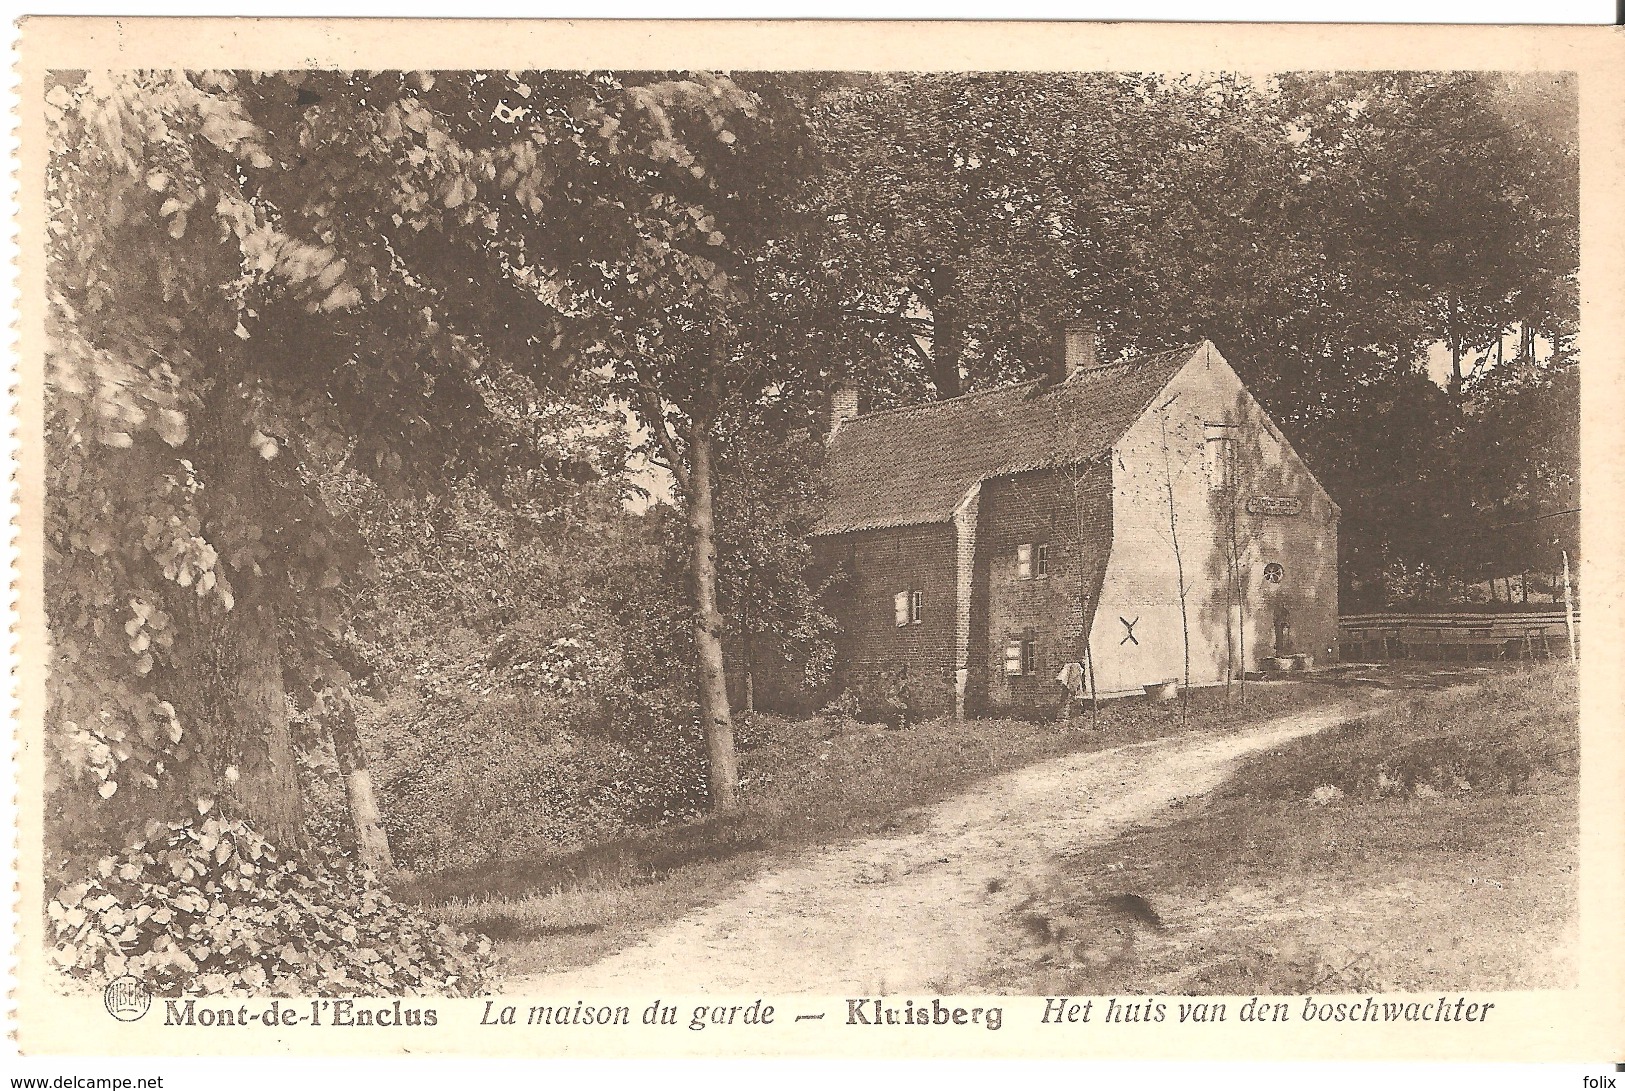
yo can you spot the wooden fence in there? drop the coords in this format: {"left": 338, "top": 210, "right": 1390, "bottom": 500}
{"left": 1338, "top": 610, "right": 1579, "bottom": 661}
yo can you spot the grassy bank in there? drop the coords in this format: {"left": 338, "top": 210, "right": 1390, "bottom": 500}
{"left": 978, "top": 661, "right": 1579, "bottom": 995}
{"left": 404, "top": 680, "right": 1332, "bottom": 978}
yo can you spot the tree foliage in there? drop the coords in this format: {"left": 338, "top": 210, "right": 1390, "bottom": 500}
{"left": 47, "top": 814, "right": 493, "bottom": 996}
{"left": 802, "top": 70, "right": 1578, "bottom": 605}
{"left": 710, "top": 400, "right": 838, "bottom": 709}
{"left": 44, "top": 67, "right": 817, "bottom": 847}
{"left": 43, "top": 65, "right": 1580, "bottom": 924}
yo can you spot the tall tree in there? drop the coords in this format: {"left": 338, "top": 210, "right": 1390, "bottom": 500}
{"left": 1278, "top": 73, "right": 1577, "bottom": 400}
{"left": 710, "top": 401, "right": 837, "bottom": 712}
{"left": 809, "top": 73, "right": 1310, "bottom": 400}
{"left": 810, "top": 72, "right": 1127, "bottom": 399}
{"left": 376, "top": 70, "right": 827, "bottom": 811}
{"left": 582, "top": 77, "right": 824, "bottom": 810}
{"left": 44, "top": 68, "right": 813, "bottom": 847}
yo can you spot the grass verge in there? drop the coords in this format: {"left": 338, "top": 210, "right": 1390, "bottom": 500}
{"left": 977, "top": 661, "right": 1579, "bottom": 995}
{"left": 401, "top": 680, "right": 1333, "bottom": 979}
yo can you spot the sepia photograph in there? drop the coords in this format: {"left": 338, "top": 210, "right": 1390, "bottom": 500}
{"left": 9, "top": 16, "right": 1620, "bottom": 1066}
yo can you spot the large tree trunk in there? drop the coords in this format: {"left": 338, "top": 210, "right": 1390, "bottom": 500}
{"left": 162, "top": 381, "right": 305, "bottom": 850}
{"left": 686, "top": 428, "right": 742, "bottom": 812}
{"left": 330, "top": 697, "right": 394, "bottom": 872}
{"left": 165, "top": 598, "right": 306, "bottom": 850}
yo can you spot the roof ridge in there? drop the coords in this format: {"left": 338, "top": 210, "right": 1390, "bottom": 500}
{"left": 813, "top": 341, "right": 1208, "bottom": 537}
{"left": 842, "top": 344, "right": 1202, "bottom": 430}
{"left": 1066, "top": 341, "right": 1202, "bottom": 377}
{"left": 837, "top": 377, "right": 1047, "bottom": 427}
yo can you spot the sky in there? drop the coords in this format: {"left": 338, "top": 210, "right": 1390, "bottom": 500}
{"left": 1422, "top": 327, "right": 1554, "bottom": 389}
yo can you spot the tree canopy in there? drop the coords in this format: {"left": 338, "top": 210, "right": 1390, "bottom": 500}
{"left": 800, "top": 70, "right": 1578, "bottom": 602}
{"left": 44, "top": 66, "right": 1580, "bottom": 869}
{"left": 44, "top": 68, "right": 823, "bottom": 845}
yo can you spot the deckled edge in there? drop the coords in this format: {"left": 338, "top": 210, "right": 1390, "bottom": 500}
{"left": 5, "top": 12, "right": 24, "bottom": 1054}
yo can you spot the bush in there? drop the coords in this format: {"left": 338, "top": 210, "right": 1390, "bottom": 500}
{"left": 592, "top": 685, "right": 712, "bottom": 820}
{"left": 827, "top": 669, "right": 957, "bottom": 726}
{"left": 817, "top": 688, "right": 862, "bottom": 727}
{"left": 351, "top": 684, "right": 719, "bottom": 873}
{"left": 46, "top": 814, "right": 494, "bottom": 996}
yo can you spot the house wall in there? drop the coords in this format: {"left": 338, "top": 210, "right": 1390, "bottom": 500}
{"left": 812, "top": 522, "right": 961, "bottom": 714}
{"left": 969, "top": 463, "right": 1113, "bottom": 717}
{"left": 1087, "top": 344, "right": 1340, "bottom": 696}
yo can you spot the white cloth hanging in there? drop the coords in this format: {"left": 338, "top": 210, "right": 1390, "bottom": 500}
{"left": 1055, "top": 660, "right": 1087, "bottom": 697}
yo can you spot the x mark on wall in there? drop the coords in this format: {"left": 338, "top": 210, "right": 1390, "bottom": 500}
{"left": 1119, "top": 616, "right": 1140, "bottom": 646}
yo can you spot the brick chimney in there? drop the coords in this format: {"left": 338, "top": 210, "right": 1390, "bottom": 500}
{"left": 829, "top": 382, "right": 860, "bottom": 439}
{"left": 1063, "top": 322, "right": 1101, "bottom": 376}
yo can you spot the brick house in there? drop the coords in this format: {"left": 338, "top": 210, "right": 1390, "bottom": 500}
{"left": 810, "top": 331, "right": 1340, "bottom": 717}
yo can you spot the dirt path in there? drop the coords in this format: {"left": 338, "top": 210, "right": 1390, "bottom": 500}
{"left": 507, "top": 703, "right": 1370, "bottom": 997}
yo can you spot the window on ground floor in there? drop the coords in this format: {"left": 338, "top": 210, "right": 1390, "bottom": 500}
{"left": 1004, "top": 628, "right": 1038, "bottom": 676}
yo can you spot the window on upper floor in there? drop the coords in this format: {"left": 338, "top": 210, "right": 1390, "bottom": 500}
{"left": 894, "top": 589, "right": 923, "bottom": 626}
{"left": 1205, "top": 423, "right": 1238, "bottom": 492}
{"left": 1017, "top": 542, "right": 1050, "bottom": 580}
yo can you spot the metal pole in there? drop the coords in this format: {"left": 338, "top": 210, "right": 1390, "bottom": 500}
{"left": 1562, "top": 549, "right": 1578, "bottom": 663}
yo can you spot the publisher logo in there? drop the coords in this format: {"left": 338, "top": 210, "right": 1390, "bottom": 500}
{"left": 103, "top": 975, "right": 152, "bottom": 1022}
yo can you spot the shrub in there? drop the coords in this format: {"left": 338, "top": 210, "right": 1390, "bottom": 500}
{"left": 817, "top": 688, "right": 862, "bottom": 729}
{"left": 353, "top": 683, "right": 720, "bottom": 873}
{"left": 593, "top": 685, "right": 712, "bottom": 821}
{"left": 830, "top": 669, "right": 957, "bottom": 726}
{"left": 46, "top": 814, "right": 494, "bottom": 997}
{"left": 362, "top": 692, "right": 632, "bottom": 873}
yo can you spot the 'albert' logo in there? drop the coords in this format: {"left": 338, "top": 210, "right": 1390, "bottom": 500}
{"left": 103, "top": 975, "right": 152, "bottom": 1022}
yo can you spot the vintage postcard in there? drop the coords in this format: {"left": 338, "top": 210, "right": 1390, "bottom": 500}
{"left": 9, "top": 16, "right": 1624, "bottom": 1061}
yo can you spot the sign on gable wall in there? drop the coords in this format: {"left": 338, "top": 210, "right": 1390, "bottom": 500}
{"left": 1247, "top": 495, "right": 1303, "bottom": 516}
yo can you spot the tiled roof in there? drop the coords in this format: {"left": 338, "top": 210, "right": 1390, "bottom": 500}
{"left": 813, "top": 343, "right": 1201, "bottom": 536}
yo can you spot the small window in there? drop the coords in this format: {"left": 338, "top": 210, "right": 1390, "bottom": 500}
{"left": 1017, "top": 543, "right": 1050, "bottom": 580}
{"left": 895, "top": 589, "right": 923, "bottom": 626}
{"left": 1205, "top": 423, "right": 1238, "bottom": 492}
{"left": 1004, "top": 631, "right": 1038, "bottom": 676}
